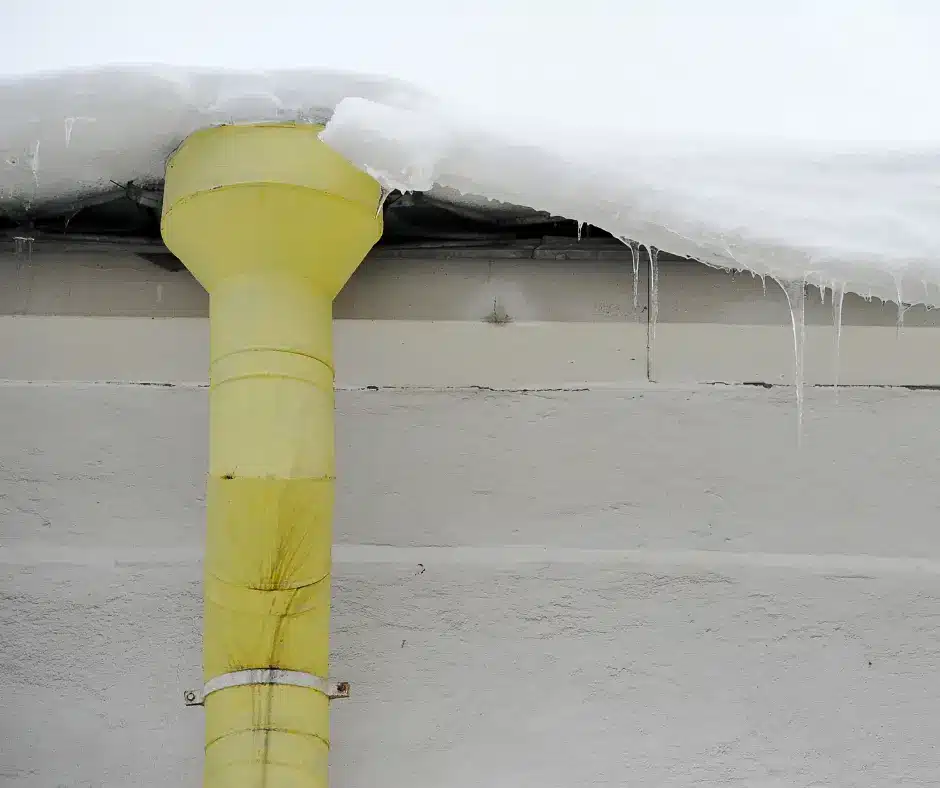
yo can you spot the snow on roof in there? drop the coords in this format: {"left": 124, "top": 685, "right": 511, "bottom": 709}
{"left": 2, "top": 3, "right": 939, "bottom": 306}
{"left": 0, "top": 66, "right": 427, "bottom": 214}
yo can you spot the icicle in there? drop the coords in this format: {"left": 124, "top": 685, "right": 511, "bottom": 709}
{"left": 647, "top": 246, "right": 660, "bottom": 341}
{"left": 64, "top": 117, "right": 97, "bottom": 147}
{"left": 616, "top": 236, "right": 642, "bottom": 320}
{"left": 832, "top": 282, "right": 845, "bottom": 402}
{"left": 630, "top": 241, "right": 640, "bottom": 317}
{"left": 375, "top": 186, "right": 391, "bottom": 218}
{"left": 780, "top": 278, "right": 807, "bottom": 445}
{"left": 576, "top": 221, "right": 583, "bottom": 242}
{"left": 29, "top": 141, "right": 40, "bottom": 188}
{"left": 761, "top": 275, "right": 767, "bottom": 296}
{"left": 894, "top": 275, "right": 908, "bottom": 334}
{"left": 819, "top": 284, "right": 827, "bottom": 305}
{"left": 13, "top": 236, "right": 34, "bottom": 261}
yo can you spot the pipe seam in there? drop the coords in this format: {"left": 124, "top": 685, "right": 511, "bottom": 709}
{"left": 162, "top": 182, "right": 376, "bottom": 223}
{"left": 205, "top": 728, "right": 331, "bottom": 753}
{"left": 210, "top": 346, "right": 335, "bottom": 376}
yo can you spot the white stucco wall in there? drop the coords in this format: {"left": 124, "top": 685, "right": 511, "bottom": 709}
{"left": 3, "top": 244, "right": 940, "bottom": 787}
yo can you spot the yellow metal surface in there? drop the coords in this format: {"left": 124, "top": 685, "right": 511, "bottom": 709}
{"left": 161, "top": 123, "right": 382, "bottom": 788}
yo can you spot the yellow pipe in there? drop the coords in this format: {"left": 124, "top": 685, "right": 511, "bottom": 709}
{"left": 161, "top": 123, "right": 383, "bottom": 788}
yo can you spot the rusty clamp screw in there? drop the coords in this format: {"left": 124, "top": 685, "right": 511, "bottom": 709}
{"left": 329, "top": 681, "right": 351, "bottom": 700}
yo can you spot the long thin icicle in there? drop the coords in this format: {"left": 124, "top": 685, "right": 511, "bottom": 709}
{"left": 29, "top": 140, "right": 40, "bottom": 188}
{"left": 781, "top": 278, "right": 807, "bottom": 445}
{"left": 832, "top": 282, "right": 845, "bottom": 402}
{"left": 647, "top": 245, "right": 659, "bottom": 341}
{"left": 617, "top": 236, "right": 643, "bottom": 320}
{"left": 894, "top": 274, "right": 908, "bottom": 335}
{"left": 630, "top": 240, "right": 640, "bottom": 318}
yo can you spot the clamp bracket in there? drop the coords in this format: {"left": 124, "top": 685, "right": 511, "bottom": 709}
{"left": 184, "top": 669, "right": 349, "bottom": 707}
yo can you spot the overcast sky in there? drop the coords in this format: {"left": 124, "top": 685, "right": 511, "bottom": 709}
{"left": 4, "top": 1, "right": 939, "bottom": 142}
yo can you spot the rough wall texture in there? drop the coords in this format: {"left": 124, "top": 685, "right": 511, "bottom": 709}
{"left": 3, "top": 384, "right": 940, "bottom": 787}
{"left": 3, "top": 248, "right": 940, "bottom": 785}
{"left": 5, "top": 248, "right": 940, "bottom": 387}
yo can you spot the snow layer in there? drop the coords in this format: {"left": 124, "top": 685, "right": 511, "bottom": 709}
{"left": 3, "top": 3, "right": 940, "bottom": 304}
{"left": 321, "top": 99, "right": 940, "bottom": 307}
{"left": 0, "top": 66, "right": 429, "bottom": 211}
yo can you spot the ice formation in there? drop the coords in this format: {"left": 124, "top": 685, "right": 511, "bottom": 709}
{"left": 1, "top": 2, "right": 937, "bottom": 304}
{"left": 0, "top": 67, "right": 430, "bottom": 214}
{"left": 781, "top": 280, "right": 808, "bottom": 441}
{"left": 832, "top": 283, "right": 846, "bottom": 399}
{"left": 2, "top": 6, "right": 939, "bottom": 430}
{"left": 621, "top": 240, "right": 643, "bottom": 320}
{"left": 320, "top": 96, "right": 940, "bottom": 308}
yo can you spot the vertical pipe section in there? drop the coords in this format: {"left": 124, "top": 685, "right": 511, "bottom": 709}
{"left": 203, "top": 274, "right": 335, "bottom": 787}
{"left": 161, "top": 122, "right": 383, "bottom": 788}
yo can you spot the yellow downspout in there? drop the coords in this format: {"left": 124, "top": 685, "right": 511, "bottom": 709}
{"left": 161, "top": 123, "right": 382, "bottom": 788}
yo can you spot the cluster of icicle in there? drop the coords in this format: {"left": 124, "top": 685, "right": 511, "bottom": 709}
{"left": 622, "top": 236, "right": 916, "bottom": 444}
{"left": 319, "top": 96, "right": 939, "bottom": 445}
{"left": 1, "top": 64, "right": 934, "bottom": 447}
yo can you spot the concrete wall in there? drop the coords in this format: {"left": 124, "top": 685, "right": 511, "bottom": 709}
{"left": 3, "top": 244, "right": 940, "bottom": 787}
{"left": 3, "top": 243, "right": 940, "bottom": 387}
